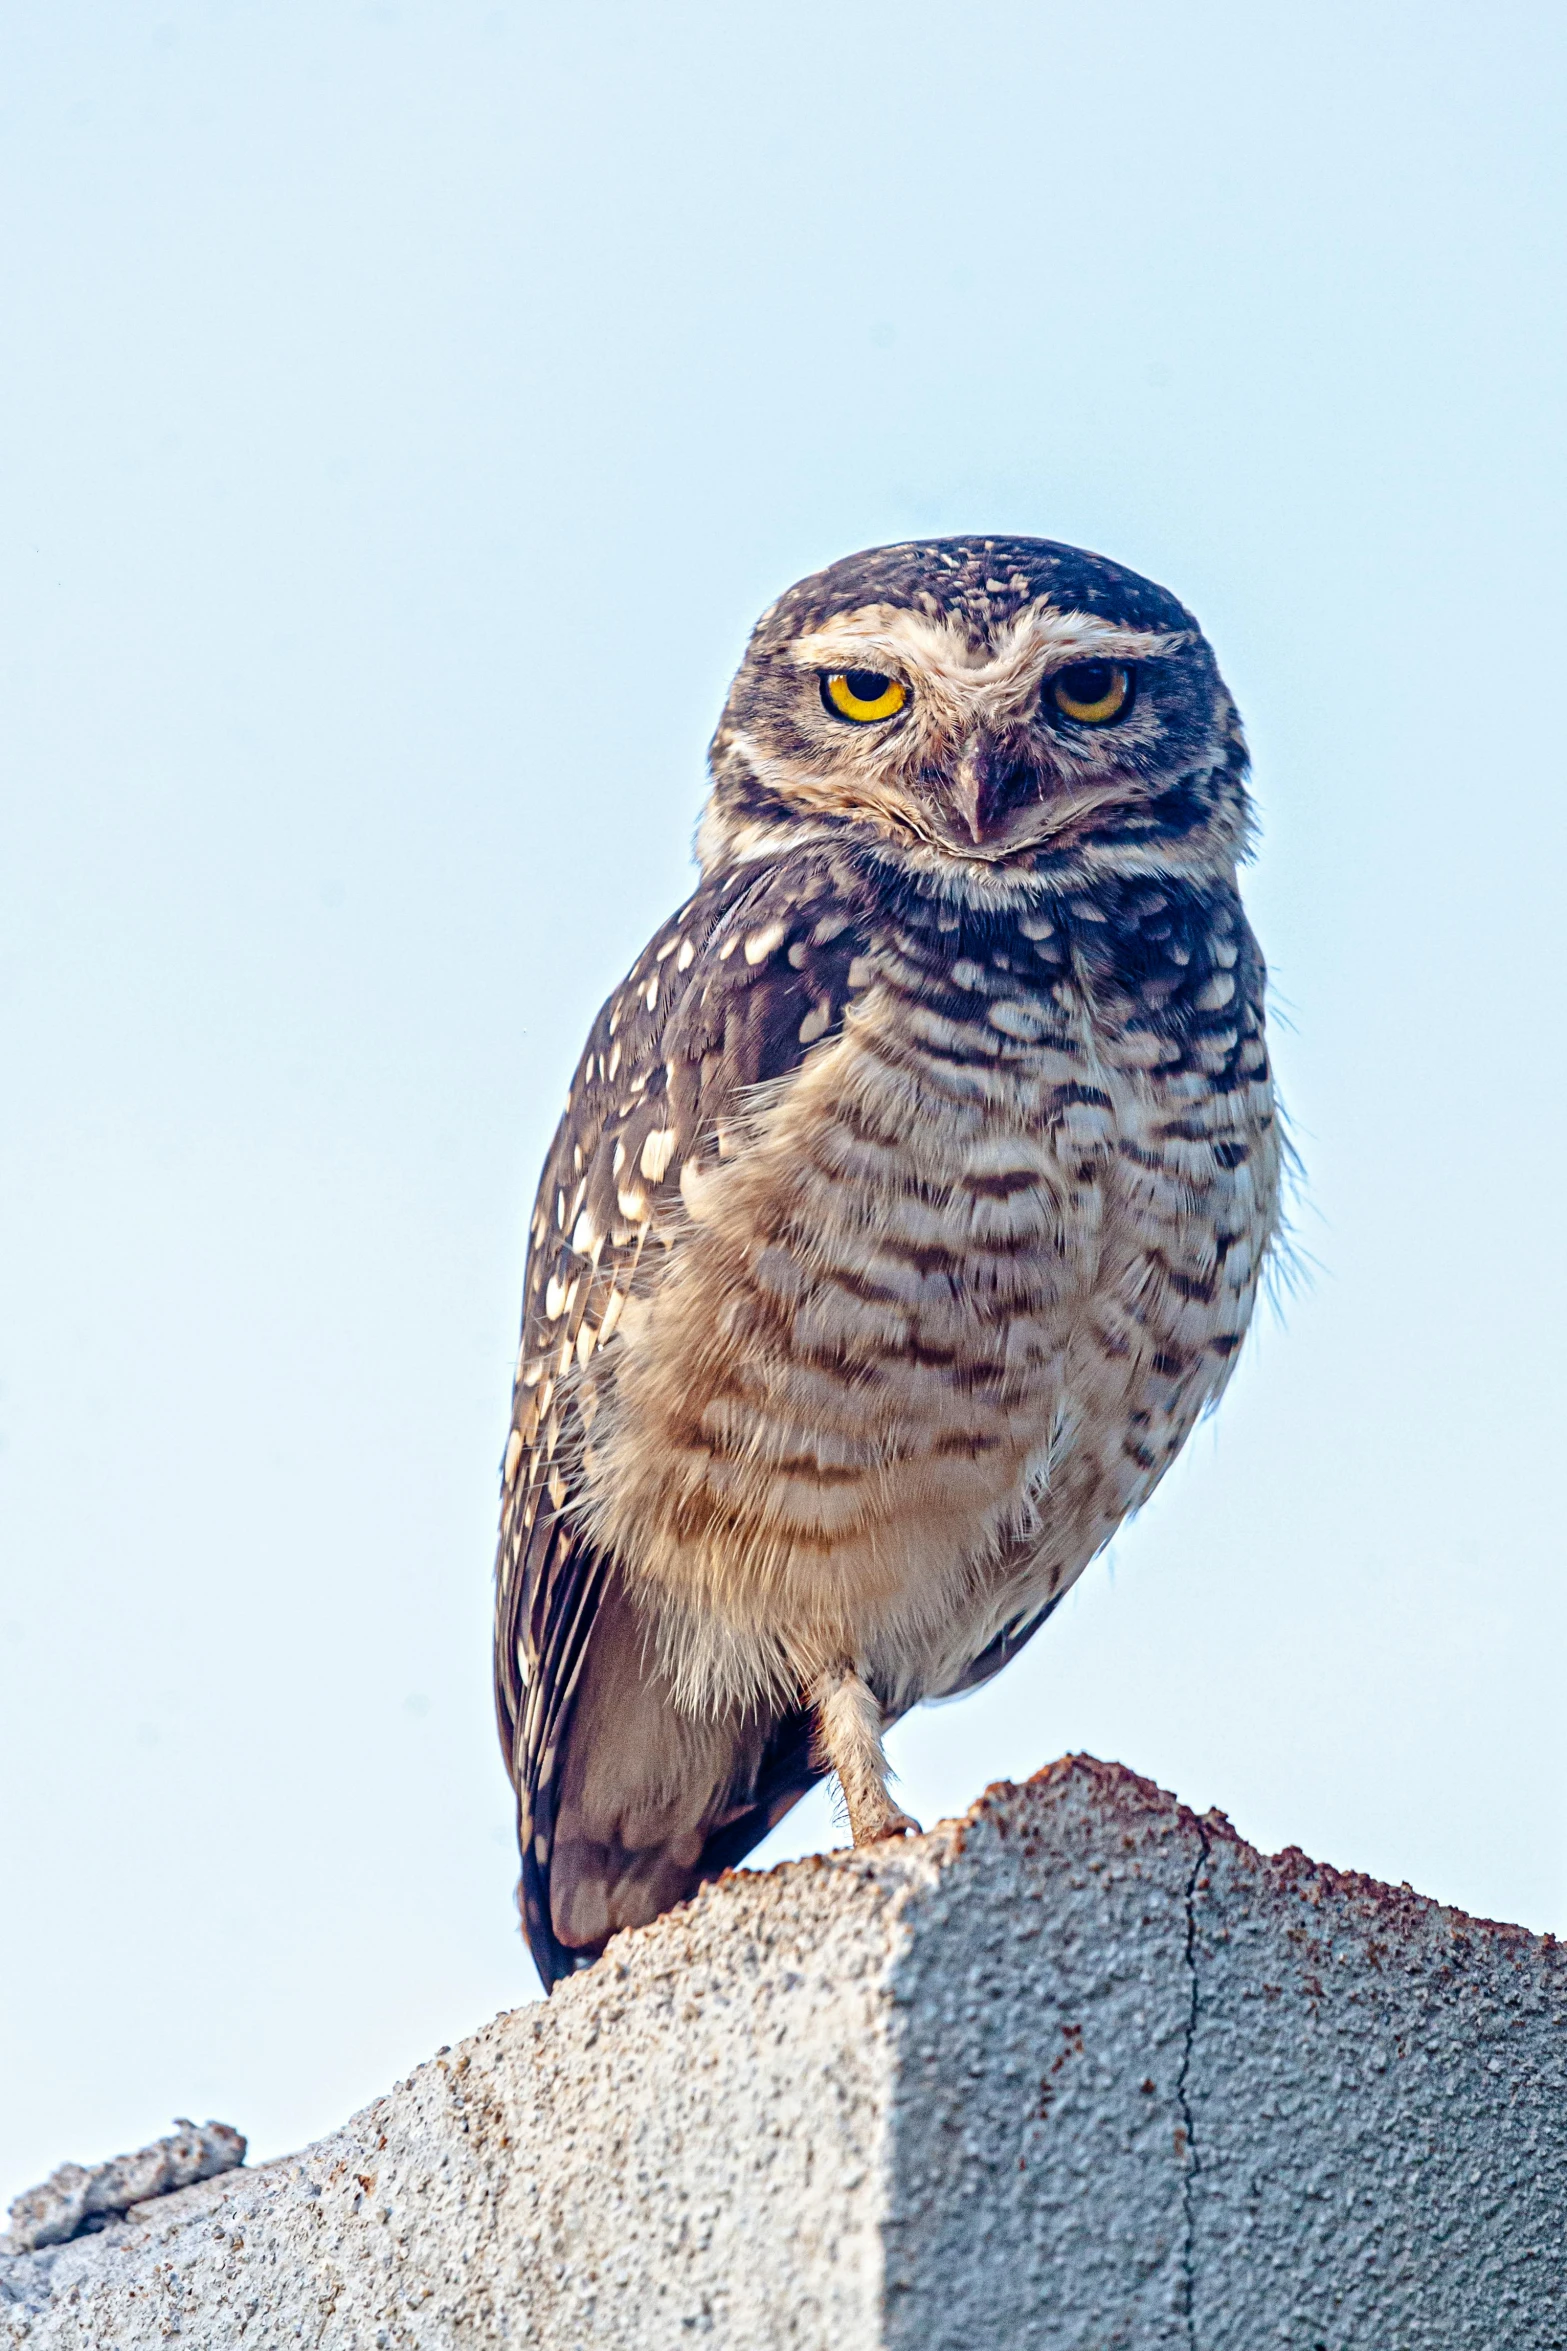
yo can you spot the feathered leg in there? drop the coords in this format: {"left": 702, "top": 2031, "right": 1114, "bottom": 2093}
{"left": 813, "top": 1666, "right": 920, "bottom": 1845}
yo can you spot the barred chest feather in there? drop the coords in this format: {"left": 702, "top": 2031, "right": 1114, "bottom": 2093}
{"left": 548, "top": 853, "right": 1281, "bottom": 1722}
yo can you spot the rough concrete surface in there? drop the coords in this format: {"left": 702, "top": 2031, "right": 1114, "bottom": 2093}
{"left": 3, "top": 1756, "right": 1562, "bottom": 2349}
{"left": 7, "top": 2120, "right": 247, "bottom": 2252}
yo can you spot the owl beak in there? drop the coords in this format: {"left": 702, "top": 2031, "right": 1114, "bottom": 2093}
{"left": 949, "top": 741, "right": 1042, "bottom": 847}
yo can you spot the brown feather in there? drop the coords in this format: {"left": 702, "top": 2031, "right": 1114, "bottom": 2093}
{"left": 494, "top": 536, "right": 1283, "bottom": 1987}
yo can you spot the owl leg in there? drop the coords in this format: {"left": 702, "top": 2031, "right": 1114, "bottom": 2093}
{"left": 812, "top": 1667, "right": 920, "bottom": 1846}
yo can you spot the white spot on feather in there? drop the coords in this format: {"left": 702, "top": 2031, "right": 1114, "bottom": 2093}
{"left": 640, "top": 1127, "right": 677, "bottom": 1181}
{"left": 598, "top": 1287, "right": 626, "bottom": 1343}
{"left": 544, "top": 1272, "right": 578, "bottom": 1321}
{"left": 989, "top": 998, "right": 1047, "bottom": 1040}
{"left": 744, "top": 918, "right": 787, "bottom": 966}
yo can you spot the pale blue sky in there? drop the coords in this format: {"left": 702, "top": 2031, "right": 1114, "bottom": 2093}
{"left": 3, "top": 2, "right": 1565, "bottom": 2194}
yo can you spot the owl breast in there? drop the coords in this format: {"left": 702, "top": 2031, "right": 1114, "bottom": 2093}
{"left": 577, "top": 881, "right": 1280, "bottom": 1719}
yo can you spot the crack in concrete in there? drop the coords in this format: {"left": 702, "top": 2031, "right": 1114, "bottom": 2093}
{"left": 1175, "top": 1817, "right": 1210, "bottom": 2349}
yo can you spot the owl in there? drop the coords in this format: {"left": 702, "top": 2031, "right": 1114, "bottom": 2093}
{"left": 495, "top": 536, "right": 1281, "bottom": 1989}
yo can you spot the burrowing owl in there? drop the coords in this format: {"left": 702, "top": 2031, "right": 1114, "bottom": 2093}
{"left": 495, "top": 536, "right": 1281, "bottom": 1988}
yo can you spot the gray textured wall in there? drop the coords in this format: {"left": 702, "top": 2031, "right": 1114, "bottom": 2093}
{"left": 4, "top": 1757, "right": 1563, "bottom": 2348}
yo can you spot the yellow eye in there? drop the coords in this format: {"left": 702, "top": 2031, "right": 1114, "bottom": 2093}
{"left": 1050, "top": 660, "right": 1133, "bottom": 725}
{"left": 822, "top": 668, "right": 909, "bottom": 724}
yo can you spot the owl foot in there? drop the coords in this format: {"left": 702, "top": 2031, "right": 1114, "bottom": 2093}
{"left": 861, "top": 1804, "right": 921, "bottom": 1845}
{"left": 812, "top": 1666, "right": 923, "bottom": 1849}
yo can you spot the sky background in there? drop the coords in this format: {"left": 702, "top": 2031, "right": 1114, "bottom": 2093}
{"left": 3, "top": 1, "right": 1565, "bottom": 2198}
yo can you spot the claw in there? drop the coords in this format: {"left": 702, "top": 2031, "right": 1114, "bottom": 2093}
{"left": 862, "top": 1806, "right": 921, "bottom": 1846}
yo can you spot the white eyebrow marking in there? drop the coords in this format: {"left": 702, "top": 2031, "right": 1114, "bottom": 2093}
{"left": 792, "top": 602, "right": 1184, "bottom": 722}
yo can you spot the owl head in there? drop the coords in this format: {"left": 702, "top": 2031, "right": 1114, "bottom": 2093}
{"left": 699, "top": 536, "right": 1252, "bottom": 898}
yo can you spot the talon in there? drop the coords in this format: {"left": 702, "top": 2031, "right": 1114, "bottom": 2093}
{"left": 871, "top": 1808, "right": 921, "bottom": 1844}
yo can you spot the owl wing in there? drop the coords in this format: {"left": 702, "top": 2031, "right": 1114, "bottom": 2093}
{"left": 931, "top": 1593, "right": 1066, "bottom": 1699}
{"left": 494, "top": 854, "right": 875, "bottom": 1988}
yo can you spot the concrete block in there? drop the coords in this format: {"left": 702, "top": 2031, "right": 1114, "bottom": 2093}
{"left": 3, "top": 1756, "right": 1563, "bottom": 2347}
